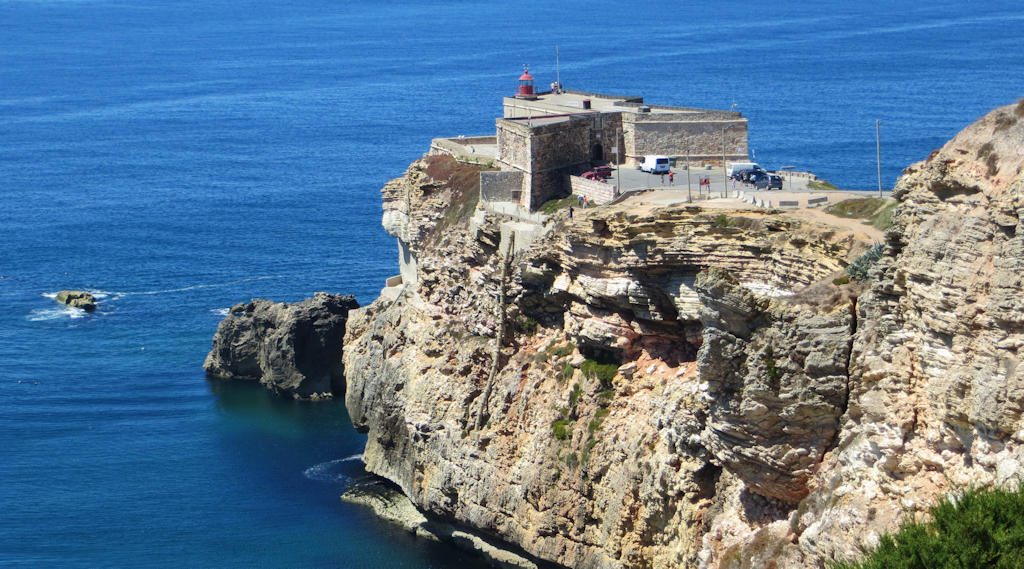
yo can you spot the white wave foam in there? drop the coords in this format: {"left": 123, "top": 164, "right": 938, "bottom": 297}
{"left": 303, "top": 454, "right": 364, "bottom": 483}
{"left": 27, "top": 306, "right": 88, "bottom": 321}
{"left": 211, "top": 307, "right": 230, "bottom": 317}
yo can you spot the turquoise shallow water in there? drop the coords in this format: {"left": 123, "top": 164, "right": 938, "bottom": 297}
{"left": 1, "top": 0, "right": 1022, "bottom": 566}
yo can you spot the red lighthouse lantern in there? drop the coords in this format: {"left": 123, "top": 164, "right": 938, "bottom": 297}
{"left": 515, "top": 65, "right": 535, "bottom": 98}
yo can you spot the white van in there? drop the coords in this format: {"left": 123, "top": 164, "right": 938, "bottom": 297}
{"left": 640, "top": 155, "right": 671, "bottom": 174}
{"left": 727, "top": 162, "right": 758, "bottom": 177}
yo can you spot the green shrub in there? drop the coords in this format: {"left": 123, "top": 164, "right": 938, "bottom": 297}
{"left": 568, "top": 383, "right": 583, "bottom": 408}
{"left": 516, "top": 315, "right": 539, "bottom": 336}
{"left": 581, "top": 359, "right": 618, "bottom": 390}
{"left": 763, "top": 346, "right": 782, "bottom": 383}
{"left": 552, "top": 343, "right": 576, "bottom": 358}
{"left": 846, "top": 244, "right": 884, "bottom": 281}
{"left": 551, "top": 419, "right": 572, "bottom": 441}
{"left": 830, "top": 485, "right": 1024, "bottom": 569}
{"left": 833, "top": 276, "right": 850, "bottom": 286}
{"left": 559, "top": 362, "right": 574, "bottom": 383}
{"left": 713, "top": 213, "right": 731, "bottom": 228}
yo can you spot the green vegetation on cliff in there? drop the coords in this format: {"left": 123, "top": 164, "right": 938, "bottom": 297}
{"left": 831, "top": 486, "right": 1024, "bottom": 569}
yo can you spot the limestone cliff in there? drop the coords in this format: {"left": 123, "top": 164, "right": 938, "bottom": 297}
{"left": 344, "top": 101, "right": 1024, "bottom": 568}
{"left": 205, "top": 292, "right": 359, "bottom": 399}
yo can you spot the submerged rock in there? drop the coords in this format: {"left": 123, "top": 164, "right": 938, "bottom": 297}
{"left": 55, "top": 290, "right": 97, "bottom": 312}
{"left": 204, "top": 292, "right": 359, "bottom": 400}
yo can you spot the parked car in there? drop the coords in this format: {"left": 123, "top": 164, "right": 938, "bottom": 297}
{"left": 591, "top": 166, "right": 615, "bottom": 179}
{"left": 753, "top": 174, "right": 783, "bottom": 190}
{"left": 582, "top": 171, "right": 606, "bottom": 182}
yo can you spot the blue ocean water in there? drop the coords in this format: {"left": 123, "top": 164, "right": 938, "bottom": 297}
{"left": 0, "top": 1, "right": 1021, "bottom": 567}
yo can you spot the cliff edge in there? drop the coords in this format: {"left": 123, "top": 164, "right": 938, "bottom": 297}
{"left": 343, "top": 101, "right": 1024, "bottom": 568}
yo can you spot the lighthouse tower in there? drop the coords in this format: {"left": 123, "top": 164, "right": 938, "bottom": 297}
{"left": 515, "top": 65, "right": 536, "bottom": 99}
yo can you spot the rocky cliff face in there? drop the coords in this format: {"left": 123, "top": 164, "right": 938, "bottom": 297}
{"left": 205, "top": 292, "right": 359, "bottom": 399}
{"left": 344, "top": 101, "right": 1024, "bottom": 568}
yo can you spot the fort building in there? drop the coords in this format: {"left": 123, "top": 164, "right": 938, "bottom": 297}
{"left": 435, "top": 67, "right": 749, "bottom": 212}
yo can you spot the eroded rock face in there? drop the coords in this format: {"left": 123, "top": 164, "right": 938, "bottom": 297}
{"left": 697, "top": 267, "right": 852, "bottom": 504}
{"left": 344, "top": 156, "right": 869, "bottom": 569}
{"left": 345, "top": 101, "right": 1024, "bottom": 569}
{"left": 204, "top": 292, "right": 358, "bottom": 399}
{"left": 790, "top": 100, "right": 1024, "bottom": 563}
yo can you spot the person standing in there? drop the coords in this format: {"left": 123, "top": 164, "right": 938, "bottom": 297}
{"left": 668, "top": 171, "right": 675, "bottom": 185}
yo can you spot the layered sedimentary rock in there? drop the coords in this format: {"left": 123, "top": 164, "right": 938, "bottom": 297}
{"left": 344, "top": 101, "right": 1024, "bottom": 568}
{"left": 205, "top": 292, "right": 358, "bottom": 399}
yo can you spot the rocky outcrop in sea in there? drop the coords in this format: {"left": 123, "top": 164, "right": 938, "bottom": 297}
{"left": 204, "top": 292, "right": 358, "bottom": 400}
{"left": 56, "top": 290, "right": 97, "bottom": 311}
{"left": 342, "top": 101, "right": 1024, "bottom": 568}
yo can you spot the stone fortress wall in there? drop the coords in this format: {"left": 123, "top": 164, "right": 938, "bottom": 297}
{"left": 495, "top": 116, "right": 593, "bottom": 211}
{"left": 624, "top": 113, "right": 748, "bottom": 165}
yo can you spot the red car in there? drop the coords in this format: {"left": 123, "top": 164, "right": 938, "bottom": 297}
{"left": 582, "top": 171, "right": 606, "bottom": 182}
{"left": 591, "top": 166, "right": 615, "bottom": 179}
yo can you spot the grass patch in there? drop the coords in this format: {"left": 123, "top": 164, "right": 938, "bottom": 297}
{"left": 830, "top": 485, "right": 1024, "bottom": 569}
{"left": 826, "top": 197, "right": 898, "bottom": 230}
{"left": 422, "top": 155, "right": 488, "bottom": 239}
{"left": 713, "top": 213, "right": 731, "bottom": 228}
{"left": 539, "top": 195, "right": 576, "bottom": 215}
{"left": 808, "top": 179, "right": 840, "bottom": 191}
{"left": 872, "top": 200, "right": 898, "bottom": 230}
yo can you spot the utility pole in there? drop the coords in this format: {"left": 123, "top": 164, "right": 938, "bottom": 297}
{"left": 615, "top": 128, "right": 621, "bottom": 197}
{"left": 876, "top": 119, "right": 882, "bottom": 197}
{"left": 722, "top": 127, "right": 728, "bottom": 198}
{"left": 686, "top": 148, "right": 691, "bottom": 202}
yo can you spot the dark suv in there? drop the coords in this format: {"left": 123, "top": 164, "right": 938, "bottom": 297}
{"left": 754, "top": 174, "right": 783, "bottom": 190}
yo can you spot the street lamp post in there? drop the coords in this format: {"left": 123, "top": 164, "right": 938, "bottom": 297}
{"left": 876, "top": 119, "right": 882, "bottom": 197}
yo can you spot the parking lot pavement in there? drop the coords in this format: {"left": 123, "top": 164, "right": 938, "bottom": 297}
{"left": 607, "top": 165, "right": 815, "bottom": 195}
